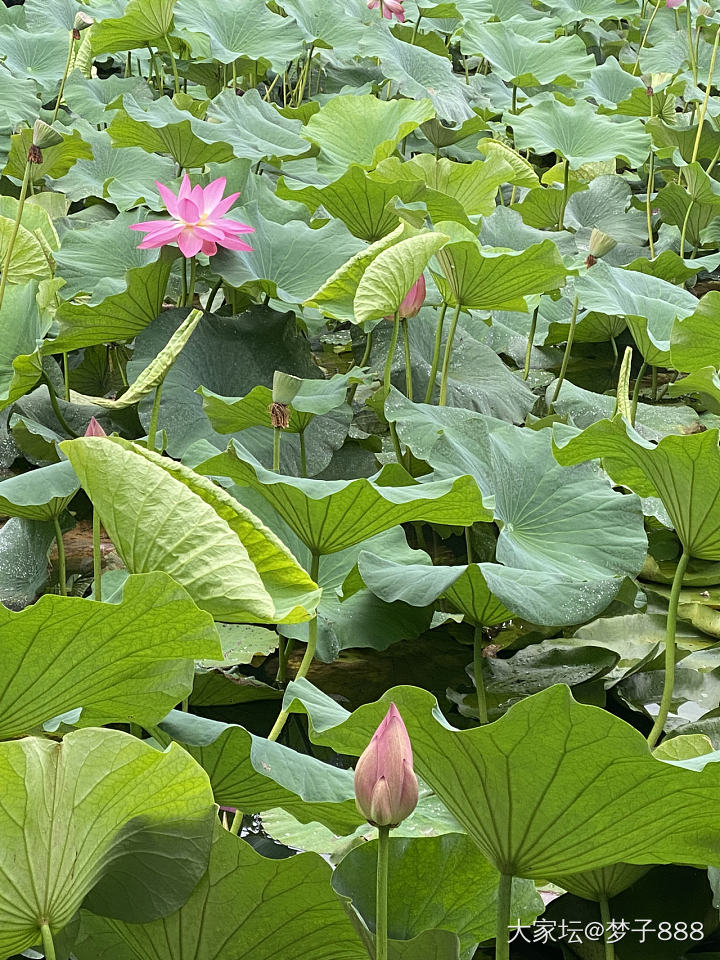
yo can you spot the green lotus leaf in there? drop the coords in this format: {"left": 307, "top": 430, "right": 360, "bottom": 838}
{"left": 671, "top": 290, "right": 720, "bottom": 372}
{"left": 541, "top": 0, "right": 638, "bottom": 21}
{"left": 74, "top": 825, "right": 367, "bottom": 960}
{"left": 0, "top": 283, "right": 52, "bottom": 412}
{"left": 283, "top": 679, "right": 720, "bottom": 878}
{"left": 0, "top": 72, "right": 41, "bottom": 128}
{"left": 508, "top": 99, "right": 651, "bottom": 168}
{"left": 212, "top": 204, "right": 364, "bottom": 305}
{"left": 576, "top": 56, "right": 645, "bottom": 109}
{"left": 197, "top": 442, "right": 491, "bottom": 556}
{"left": 0, "top": 459, "right": 78, "bottom": 521}
{"left": 333, "top": 834, "right": 543, "bottom": 952}
{"left": 479, "top": 139, "right": 540, "bottom": 189}
{"left": 0, "top": 26, "right": 69, "bottom": 96}
{"left": 667, "top": 366, "right": 720, "bottom": 412}
{"left": 354, "top": 232, "right": 447, "bottom": 325}
{"left": 282, "top": 0, "right": 367, "bottom": 57}
{"left": 156, "top": 710, "right": 361, "bottom": 833}
{"left": 0, "top": 195, "right": 58, "bottom": 253}
{"left": 61, "top": 70, "right": 154, "bottom": 124}
{"left": 3, "top": 126, "right": 93, "bottom": 183}
{"left": 304, "top": 94, "right": 436, "bottom": 176}
{"left": 0, "top": 518, "right": 54, "bottom": 610}
{"left": 0, "top": 572, "right": 221, "bottom": 739}
{"left": 0, "top": 216, "right": 50, "bottom": 285}
{"left": 433, "top": 235, "right": 569, "bottom": 310}
{"left": 60, "top": 435, "right": 321, "bottom": 623}
{"left": 553, "top": 418, "right": 720, "bottom": 559}
{"left": 91, "top": 0, "right": 175, "bottom": 55}
{"left": 0, "top": 727, "right": 216, "bottom": 955}
{"left": 550, "top": 863, "right": 651, "bottom": 902}
{"left": 205, "top": 89, "right": 313, "bottom": 163}
{"left": 460, "top": 22, "right": 594, "bottom": 86}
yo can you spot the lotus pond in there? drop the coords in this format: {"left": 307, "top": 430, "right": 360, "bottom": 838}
{"left": 6, "top": 0, "right": 720, "bottom": 957}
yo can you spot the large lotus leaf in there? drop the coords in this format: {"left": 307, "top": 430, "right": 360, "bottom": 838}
{"left": 546, "top": 0, "right": 638, "bottom": 21}
{"left": 91, "top": 0, "right": 175, "bottom": 54}
{"left": 304, "top": 94, "right": 436, "bottom": 176}
{"left": 553, "top": 418, "right": 720, "bottom": 559}
{"left": 0, "top": 26, "right": 69, "bottom": 95}
{"left": 0, "top": 282, "right": 51, "bottom": 411}
{"left": 433, "top": 236, "right": 569, "bottom": 310}
{"left": 24, "top": 0, "right": 86, "bottom": 30}
{"left": 174, "top": 0, "right": 304, "bottom": 70}
{"left": 156, "top": 710, "right": 361, "bottom": 833}
{"left": 108, "top": 95, "right": 235, "bottom": 169}
{"left": 197, "top": 442, "right": 491, "bottom": 555}
{"left": 48, "top": 257, "right": 173, "bottom": 352}
{"left": 668, "top": 366, "right": 720, "bottom": 412}
{"left": 74, "top": 825, "right": 367, "bottom": 960}
{"left": 354, "top": 232, "right": 448, "bottom": 325}
{"left": 213, "top": 204, "right": 364, "bottom": 304}
{"left": 284, "top": 679, "right": 720, "bottom": 878}
{"left": 0, "top": 72, "right": 41, "bottom": 128}
{"left": 61, "top": 71, "right": 154, "bottom": 124}
{"left": 358, "top": 27, "right": 473, "bottom": 123}
{"left": 276, "top": 165, "right": 421, "bottom": 243}
{"left": 205, "top": 89, "right": 312, "bottom": 163}
{"left": 508, "top": 99, "right": 651, "bottom": 168}
{"left": 0, "top": 727, "right": 216, "bottom": 955}
{"left": 564, "top": 174, "right": 648, "bottom": 242}
{"left": 54, "top": 127, "right": 176, "bottom": 209}
{"left": 671, "top": 290, "right": 720, "bottom": 372}
{"left": 0, "top": 572, "right": 221, "bottom": 739}
{"left": 460, "top": 22, "right": 594, "bottom": 85}
{"left": 0, "top": 194, "right": 58, "bottom": 254}
{"left": 0, "top": 460, "right": 78, "bottom": 521}
{"left": 282, "top": 0, "right": 367, "bottom": 58}
{"left": 4, "top": 127, "right": 93, "bottom": 184}
{"left": 128, "top": 307, "right": 318, "bottom": 457}
{"left": 576, "top": 56, "right": 645, "bottom": 109}
{"left": 0, "top": 215, "right": 51, "bottom": 285}
{"left": 333, "top": 834, "right": 543, "bottom": 952}
{"left": 0, "top": 518, "right": 53, "bottom": 611}
{"left": 60, "top": 436, "right": 321, "bottom": 623}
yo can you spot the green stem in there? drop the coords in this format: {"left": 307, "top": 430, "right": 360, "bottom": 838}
{"left": 40, "top": 924, "right": 57, "bottom": 960}
{"left": 376, "top": 825, "right": 391, "bottom": 960}
{"left": 93, "top": 507, "right": 102, "bottom": 602}
{"left": 410, "top": 13, "right": 422, "bottom": 43}
{"left": 147, "top": 380, "right": 164, "bottom": 452}
{"left": 679, "top": 199, "right": 694, "bottom": 258}
{"left": 651, "top": 365, "right": 658, "bottom": 401}
{"left": 52, "top": 31, "right": 76, "bottom": 123}
{"left": 425, "top": 303, "right": 448, "bottom": 403}
{"left": 348, "top": 329, "right": 374, "bottom": 405}
{"left": 558, "top": 158, "right": 570, "bottom": 230}
{"left": 523, "top": 306, "right": 539, "bottom": 380}
{"left": 229, "top": 809, "right": 243, "bottom": 835}
{"left": 550, "top": 294, "right": 579, "bottom": 406}
{"left": 646, "top": 148, "right": 656, "bottom": 258}
{"left": 633, "top": 0, "right": 662, "bottom": 76}
{"left": 299, "top": 428, "right": 307, "bottom": 478}
{"left": 599, "top": 895, "right": 616, "bottom": 960}
{"left": 53, "top": 516, "right": 67, "bottom": 597}
{"left": 630, "top": 361, "right": 647, "bottom": 425}
{"left": 687, "top": 0, "right": 698, "bottom": 86}
{"left": 383, "top": 313, "right": 401, "bottom": 396}
{"left": 439, "top": 303, "right": 462, "bottom": 406}
{"left": 163, "top": 34, "right": 180, "bottom": 95}
{"left": 401, "top": 318, "right": 413, "bottom": 400}
{"left": 647, "top": 548, "right": 689, "bottom": 748}
{"left": 276, "top": 635, "right": 288, "bottom": 684}
{"left": 186, "top": 256, "right": 197, "bottom": 307}
{"left": 42, "top": 374, "right": 78, "bottom": 437}
{"left": 691, "top": 24, "right": 720, "bottom": 164}
{"left": 62, "top": 352, "right": 70, "bottom": 402}
{"left": 495, "top": 873, "right": 513, "bottom": 960}
{"left": 207, "top": 276, "right": 223, "bottom": 312}
{"left": 465, "top": 526, "right": 473, "bottom": 564}
{"left": 180, "top": 256, "right": 188, "bottom": 307}
{"left": 473, "top": 626, "right": 488, "bottom": 725}
{"left": 267, "top": 552, "right": 320, "bottom": 742}
{"left": 0, "top": 159, "right": 32, "bottom": 312}
{"left": 511, "top": 82, "right": 518, "bottom": 113}
{"left": 272, "top": 427, "right": 281, "bottom": 471}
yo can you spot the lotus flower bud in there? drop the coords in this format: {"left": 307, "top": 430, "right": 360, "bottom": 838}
{"left": 385, "top": 274, "right": 426, "bottom": 322}
{"left": 585, "top": 228, "right": 616, "bottom": 267}
{"left": 354, "top": 703, "right": 418, "bottom": 828}
{"left": 666, "top": 0, "right": 684, "bottom": 7}
{"left": 84, "top": 417, "right": 106, "bottom": 437}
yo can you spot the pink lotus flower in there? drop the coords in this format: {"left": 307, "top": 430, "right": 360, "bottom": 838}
{"left": 666, "top": 0, "right": 683, "bottom": 7}
{"left": 385, "top": 274, "right": 426, "bottom": 321}
{"left": 84, "top": 417, "right": 106, "bottom": 437}
{"left": 130, "top": 174, "right": 254, "bottom": 258}
{"left": 354, "top": 703, "right": 418, "bottom": 828}
{"left": 368, "top": 0, "right": 405, "bottom": 21}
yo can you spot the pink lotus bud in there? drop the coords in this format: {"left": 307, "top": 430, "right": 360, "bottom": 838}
{"left": 354, "top": 703, "right": 418, "bottom": 828}
{"left": 84, "top": 417, "right": 106, "bottom": 437}
{"left": 385, "top": 274, "right": 426, "bottom": 322}
{"left": 666, "top": 0, "right": 684, "bottom": 7}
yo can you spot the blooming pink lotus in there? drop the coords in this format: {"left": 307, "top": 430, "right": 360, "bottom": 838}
{"left": 130, "top": 174, "right": 254, "bottom": 258}
{"left": 354, "top": 703, "right": 418, "bottom": 828}
{"left": 367, "top": 0, "right": 405, "bottom": 21}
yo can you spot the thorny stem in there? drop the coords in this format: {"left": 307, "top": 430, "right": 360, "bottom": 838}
{"left": 558, "top": 158, "right": 570, "bottom": 230}
{"left": 299, "top": 428, "right": 307, "bottom": 477}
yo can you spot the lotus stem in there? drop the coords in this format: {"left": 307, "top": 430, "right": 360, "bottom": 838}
{"left": 348, "top": 329, "right": 374, "bottom": 405}
{"left": 0, "top": 158, "right": 31, "bottom": 312}
{"left": 523, "top": 305, "right": 539, "bottom": 380}
{"left": 599, "top": 895, "right": 616, "bottom": 960}
{"left": 186, "top": 256, "right": 197, "bottom": 306}
{"left": 40, "top": 924, "right": 57, "bottom": 960}
{"left": 376, "top": 825, "right": 391, "bottom": 960}
{"left": 632, "top": 0, "right": 662, "bottom": 76}
{"left": 62, "top": 352, "right": 70, "bottom": 401}
{"left": 495, "top": 872, "right": 513, "bottom": 960}
{"left": 401, "top": 318, "right": 413, "bottom": 400}
{"left": 299, "top": 428, "right": 307, "bottom": 477}
{"left": 651, "top": 365, "right": 658, "bottom": 400}
{"left": 272, "top": 427, "right": 281, "bottom": 471}
{"left": 646, "top": 148, "right": 656, "bottom": 258}
{"left": 691, "top": 24, "right": 720, "bottom": 163}
{"left": 425, "top": 303, "right": 448, "bottom": 403}
{"left": 550, "top": 294, "right": 579, "bottom": 406}
{"left": 439, "top": 303, "right": 462, "bottom": 406}
{"left": 267, "top": 551, "right": 320, "bottom": 742}
{"left": 679, "top": 199, "right": 694, "bottom": 258}
{"left": 52, "top": 30, "right": 76, "bottom": 123}
{"left": 53, "top": 516, "right": 67, "bottom": 597}
{"left": 630, "top": 361, "right": 647, "bottom": 424}
{"left": 42, "top": 374, "right": 78, "bottom": 437}
{"left": 384, "top": 312, "right": 401, "bottom": 396}
{"left": 687, "top": 0, "right": 698, "bottom": 86}
{"left": 229, "top": 808, "right": 243, "bottom": 835}
{"left": 465, "top": 526, "right": 473, "bottom": 564}
{"left": 647, "top": 548, "right": 690, "bottom": 748}
{"left": 93, "top": 507, "right": 102, "bottom": 602}
{"left": 473, "top": 626, "right": 489, "bottom": 725}
{"left": 558, "top": 158, "right": 570, "bottom": 230}
{"left": 147, "top": 379, "right": 164, "bottom": 452}
{"left": 163, "top": 34, "right": 180, "bottom": 95}
{"left": 410, "top": 13, "right": 422, "bottom": 44}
